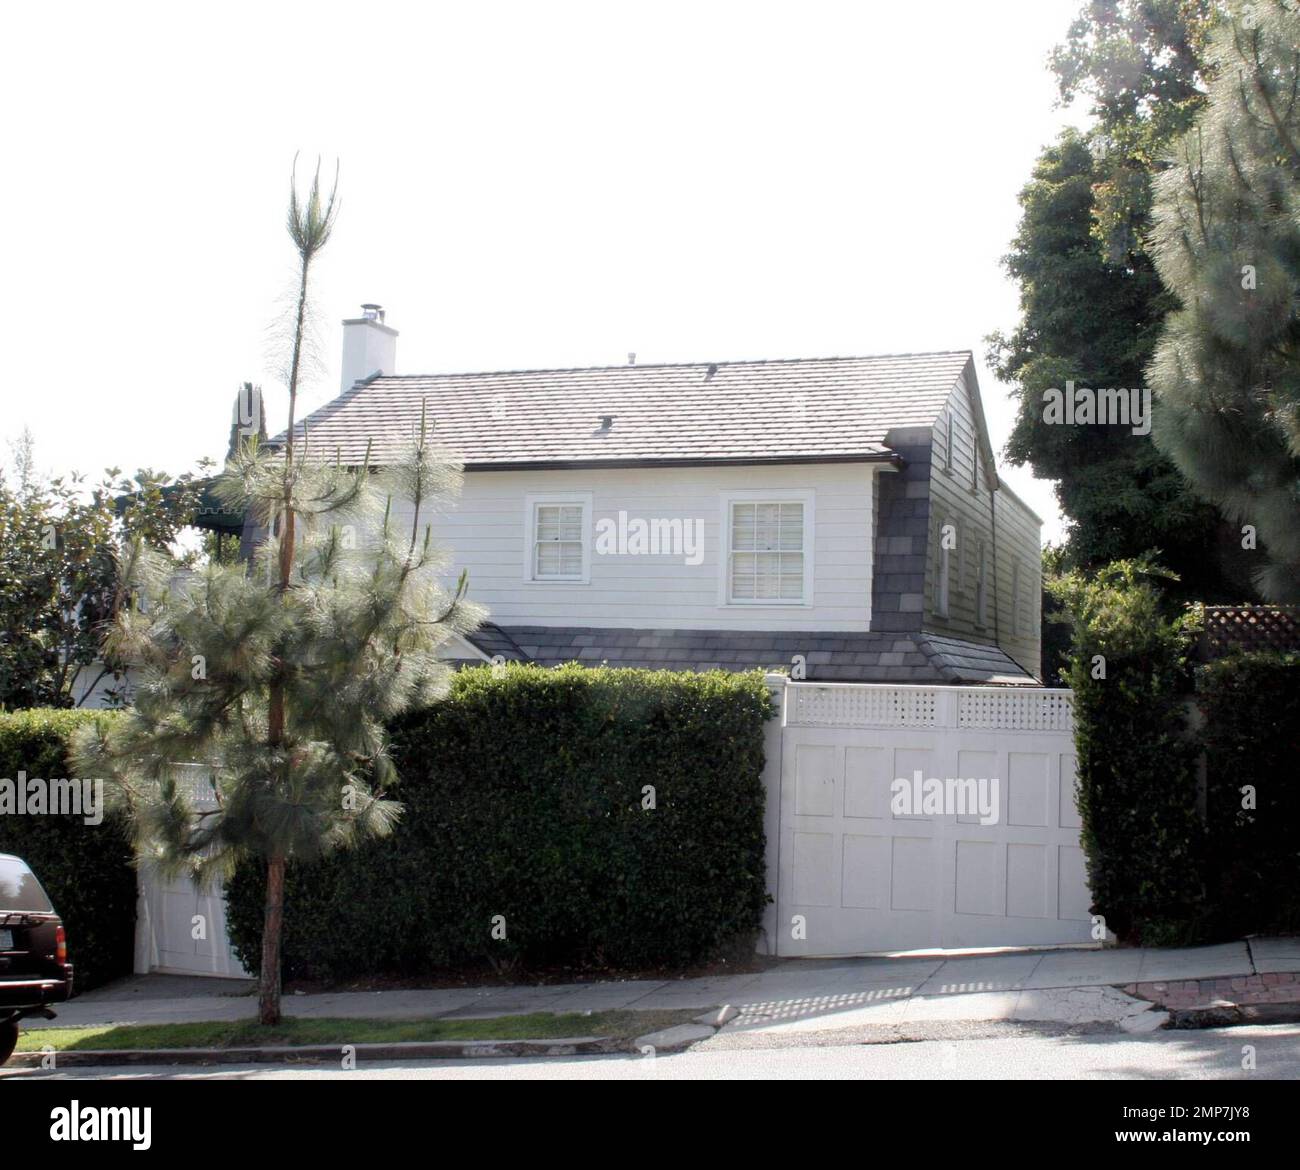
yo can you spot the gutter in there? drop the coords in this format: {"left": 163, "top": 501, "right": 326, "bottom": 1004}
{"left": 460, "top": 452, "right": 904, "bottom": 473}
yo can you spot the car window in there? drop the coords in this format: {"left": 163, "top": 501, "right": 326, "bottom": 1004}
{"left": 0, "top": 858, "right": 54, "bottom": 912}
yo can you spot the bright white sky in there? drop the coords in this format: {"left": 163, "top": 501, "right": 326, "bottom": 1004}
{"left": 2, "top": 0, "right": 1089, "bottom": 542}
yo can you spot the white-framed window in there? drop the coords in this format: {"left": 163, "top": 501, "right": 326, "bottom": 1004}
{"left": 524, "top": 492, "right": 591, "bottom": 583}
{"left": 976, "top": 539, "right": 989, "bottom": 627}
{"left": 939, "top": 411, "right": 954, "bottom": 473}
{"left": 935, "top": 517, "right": 951, "bottom": 619}
{"left": 720, "top": 490, "right": 814, "bottom": 605}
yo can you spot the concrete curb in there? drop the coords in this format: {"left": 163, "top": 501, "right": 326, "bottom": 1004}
{"left": 9, "top": 1036, "right": 623, "bottom": 1069}
{"left": 630, "top": 1005, "right": 741, "bottom": 1052}
{"left": 11, "top": 1005, "right": 746, "bottom": 1069}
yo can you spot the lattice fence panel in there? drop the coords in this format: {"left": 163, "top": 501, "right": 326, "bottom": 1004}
{"left": 788, "top": 684, "right": 940, "bottom": 728}
{"left": 1199, "top": 605, "right": 1300, "bottom": 660}
{"left": 957, "top": 688, "right": 1073, "bottom": 732}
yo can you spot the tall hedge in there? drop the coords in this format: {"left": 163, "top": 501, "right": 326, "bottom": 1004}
{"left": 226, "top": 665, "right": 771, "bottom": 981}
{"left": 0, "top": 709, "right": 136, "bottom": 991}
{"left": 1049, "top": 560, "right": 1206, "bottom": 945}
{"left": 1197, "top": 651, "right": 1300, "bottom": 935}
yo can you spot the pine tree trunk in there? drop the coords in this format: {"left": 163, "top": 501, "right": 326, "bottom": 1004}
{"left": 259, "top": 855, "right": 286, "bottom": 1026}
{"left": 258, "top": 220, "right": 311, "bottom": 1024}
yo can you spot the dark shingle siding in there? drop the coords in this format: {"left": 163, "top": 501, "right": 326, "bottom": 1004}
{"left": 871, "top": 434, "right": 934, "bottom": 634}
{"left": 465, "top": 626, "right": 1035, "bottom": 684}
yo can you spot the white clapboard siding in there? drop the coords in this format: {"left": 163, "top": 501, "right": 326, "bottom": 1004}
{"left": 390, "top": 463, "right": 879, "bottom": 631}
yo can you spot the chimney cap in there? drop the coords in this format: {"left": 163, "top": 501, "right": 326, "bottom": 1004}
{"left": 360, "top": 303, "right": 385, "bottom": 323}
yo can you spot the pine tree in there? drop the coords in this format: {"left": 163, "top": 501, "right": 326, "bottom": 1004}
{"left": 1149, "top": 0, "right": 1300, "bottom": 602}
{"left": 75, "top": 161, "right": 484, "bottom": 1024}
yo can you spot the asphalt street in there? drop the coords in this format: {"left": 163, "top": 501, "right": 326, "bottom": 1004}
{"left": 7, "top": 1023, "right": 1299, "bottom": 1080}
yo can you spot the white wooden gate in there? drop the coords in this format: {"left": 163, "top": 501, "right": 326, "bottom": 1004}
{"left": 764, "top": 679, "right": 1092, "bottom": 957}
{"left": 133, "top": 765, "right": 249, "bottom": 978}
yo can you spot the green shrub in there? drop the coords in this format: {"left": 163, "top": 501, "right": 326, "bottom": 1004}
{"left": 1197, "top": 651, "right": 1300, "bottom": 935}
{"left": 0, "top": 709, "right": 136, "bottom": 991}
{"left": 1049, "top": 559, "right": 1206, "bottom": 944}
{"left": 226, "top": 665, "right": 771, "bottom": 982}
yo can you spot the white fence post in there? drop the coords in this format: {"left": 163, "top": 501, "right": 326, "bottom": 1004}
{"left": 758, "top": 672, "right": 788, "bottom": 956}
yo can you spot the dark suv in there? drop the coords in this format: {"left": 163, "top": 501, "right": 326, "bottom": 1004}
{"left": 0, "top": 853, "right": 73, "bottom": 1065}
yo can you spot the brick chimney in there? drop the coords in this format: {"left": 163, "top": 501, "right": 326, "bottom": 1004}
{"left": 340, "top": 303, "right": 397, "bottom": 393}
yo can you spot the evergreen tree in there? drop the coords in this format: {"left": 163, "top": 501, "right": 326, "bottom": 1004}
{"left": 988, "top": 1, "right": 1252, "bottom": 602}
{"left": 1148, "top": 0, "right": 1300, "bottom": 602}
{"left": 76, "top": 162, "right": 484, "bottom": 1024}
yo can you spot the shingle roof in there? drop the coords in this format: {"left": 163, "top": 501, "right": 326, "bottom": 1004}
{"left": 463, "top": 626, "right": 1037, "bottom": 685}
{"left": 462, "top": 623, "right": 528, "bottom": 662}
{"left": 914, "top": 634, "right": 1038, "bottom": 685}
{"left": 279, "top": 351, "right": 973, "bottom": 468}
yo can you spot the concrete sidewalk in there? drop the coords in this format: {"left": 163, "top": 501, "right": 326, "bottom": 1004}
{"left": 28, "top": 938, "right": 1300, "bottom": 1037}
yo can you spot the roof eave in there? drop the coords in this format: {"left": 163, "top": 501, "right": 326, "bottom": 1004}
{"left": 460, "top": 452, "right": 904, "bottom": 473}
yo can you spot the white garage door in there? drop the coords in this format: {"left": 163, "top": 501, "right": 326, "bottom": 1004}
{"left": 774, "top": 682, "right": 1093, "bottom": 957}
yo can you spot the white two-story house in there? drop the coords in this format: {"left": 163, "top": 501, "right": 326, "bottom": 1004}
{"left": 265, "top": 307, "right": 1043, "bottom": 685}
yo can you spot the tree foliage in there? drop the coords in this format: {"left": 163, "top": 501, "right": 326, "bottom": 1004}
{"left": 0, "top": 438, "right": 209, "bottom": 710}
{"left": 1052, "top": 0, "right": 1218, "bottom": 261}
{"left": 1148, "top": 0, "right": 1300, "bottom": 601}
{"left": 74, "top": 161, "right": 485, "bottom": 1025}
{"left": 989, "top": 1, "right": 1249, "bottom": 603}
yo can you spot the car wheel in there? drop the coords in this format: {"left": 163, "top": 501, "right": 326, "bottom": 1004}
{"left": 0, "top": 1019, "right": 19, "bottom": 1066}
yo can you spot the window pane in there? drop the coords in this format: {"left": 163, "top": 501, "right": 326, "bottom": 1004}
{"left": 778, "top": 503, "right": 803, "bottom": 550}
{"left": 557, "top": 506, "right": 582, "bottom": 541}
{"left": 536, "top": 542, "right": 561, "bottom": 575}
{"left": 731, "top": 551, "right": 756, "bottom": 598}
{"left": 754, "top": 504, "right": 780, "bottom": 550}
{"left": 536, "top": 506, "right": 561, "bottom": 541}
{"left": 779, "top": 552, "right": 804, "bottom": 598}
{"left": 537, "top": 504, "right": 584, "bottom": 542}
{"left": 534, "top": 501, "right": 586, "bottom": 578}
{"left": 728, "top": 500, "right": 806, "bottom": 600}
{"left": 536, "top": 539, "right": 583, "bottom": 578}
{"left": 753, "top": 551, "right": 781, "bottom": 598}
{"left": 731, "top": 503, "right": 756, "bottom": 551}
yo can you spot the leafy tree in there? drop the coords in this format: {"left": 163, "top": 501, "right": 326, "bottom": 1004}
{"left": 989, "top": 1, "right": 1250, "bottom": 603}
{"left": 75, "top": 161, "right": 485, "bottom": 1025}
{"left": 1148, "top": 0, "right": 1300, "bottom": 601}
{"left": 0, "top": 441, "right": 209, "bottom": 709}
{"left": 1052, "top": 0, "right": 1218, "bottom": 262}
